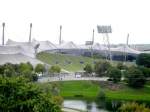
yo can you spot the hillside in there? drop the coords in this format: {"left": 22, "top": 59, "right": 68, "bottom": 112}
{"left": 37, "top": 52, "right": 100, "bottom": 72}
{"left": 37, "top": 52, "right": 134, "bottom": 72}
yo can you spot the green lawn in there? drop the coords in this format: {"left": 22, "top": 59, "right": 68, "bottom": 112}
{"left": 59, "top": 81, "right": 100, "bottom": 100}
{"left": 52, "top": 81, "right": 150, "bottom": 102}
{"left": 37, "top": 52, "right": 134, "bottom": 72}
{"left": 104, "top": 84, "right": 150, "bottom": 101}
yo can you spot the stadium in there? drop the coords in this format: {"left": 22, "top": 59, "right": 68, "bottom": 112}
{"left": 0, "top": 38, "right": 148, "bottom": 65}
{"left": 0, "top": 24, "right": 150, "bottom": 69}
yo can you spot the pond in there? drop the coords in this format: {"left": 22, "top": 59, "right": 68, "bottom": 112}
{"left": 63, "top": 99, "right": 150, "bottom": 112}
{"left": 63, "top": 100, "right": 108, "bottom": 112}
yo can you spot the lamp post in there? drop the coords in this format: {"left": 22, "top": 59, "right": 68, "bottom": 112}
{"left": 59, "top": 25, "right": 62, "bottom": 45}
{"left": 29, "top": 23, "right": 32, "bottom": 43}
{"left": 2, "top": 22, "right": 5, "bottom": 45}
{"left": 97, "top": 25, "right": 112, "bottom": 61}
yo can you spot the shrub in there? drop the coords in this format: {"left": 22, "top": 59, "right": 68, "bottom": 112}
{"left": 126, "top": 66, "right": 146, "bottom": 88}
{"left": 0, "top": 63, "right": 17, "bottom": 77}
{"left": 108, "top": 67, "right": 122, "bottom": 83}
{"left": 117, "top": 62, "right": 127, "bottom": 70}
{"left": 94, "top": 61, "right": 111, "bottom": 76}
{"left": 84, "top": 64, "right": 93, "bottom": 74}
{"left": 136, "top": 53, "right": 150, "bottom": 67}
{"left": 138, "top": 66, "right": 150, "bottom": 77}
{"left": 97, "top": 90, "right": 106, "bottom": 100}
{"left": 0, "top": 76, "right": 61, "bottom": 112}
{"left": 119, "top": 102, "right": 150, "bottom": 112}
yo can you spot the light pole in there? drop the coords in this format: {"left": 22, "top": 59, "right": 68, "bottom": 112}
{"left": 97, "top": 25, "right": 112, "bottom": 61}
{"left": 91, "top": 29, "right": 95, "bottom": 58}
{"left": 29, "top": 23, "right": 32, "bottom": 43}
{"left": 124, "top": 33, "right": 129, "bottom": 62}
{"left": 59, "top": 25, "right": 62, "bottom": 45}
{"left": 2, "top": 22, "right": 5, "bottom": 45}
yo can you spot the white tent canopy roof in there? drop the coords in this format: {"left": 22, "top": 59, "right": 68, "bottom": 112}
{"left": 0, "top": 45, "right": 22, "bottom": 54}
{"left": 111, "top": 45, "right": 141, "bottom": 54}
{"left": 58, "top": 41, "right": 79, "bottom": 49}
{"left": 0, "top": 53, "right": 43, "bottom": 66}
{"left": 93, "top": 43, "right": 107, "bottom": 50}
{"left": 6, "top": 39, "right": 36, "bottom": 58}
{"left": 32, "top": 39, "right": 57, "bottom": 52}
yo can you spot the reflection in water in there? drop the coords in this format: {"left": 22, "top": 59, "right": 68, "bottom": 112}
{"left": 63, "top": 99, "right": 150, "bottom": 112}
{"left": 63, "top": 100, "right": 108, "bottom": 112}
{"left": 63, "top": 100, "right": 86, "bottom": 111}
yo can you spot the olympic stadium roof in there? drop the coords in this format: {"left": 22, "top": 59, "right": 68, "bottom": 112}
{"left": 6, "top": 39, "right": 36, "bottom": 58}
{"left": 93, "top": 43, "right": 107, "bottom": 50}
{"left": 32, "top": 39, "right": 57, "bottom": 52}
{"left": 58, "top": 41, "right": 79, "bottom": 49}
{"left": 110, "top": 45, "right": 141, "bottom": 54}
{"left": 0, "top": 45, "right": 21, "bottom": 54}
{"left": 0, "top": 53, "right": 43, "bottom": 66}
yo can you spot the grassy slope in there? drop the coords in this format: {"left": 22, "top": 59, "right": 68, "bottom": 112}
{"left": 37, "top": 52, "right": 99, "bottom": 72}
{"left": 54, "top": 81, "right": 150, "bottom": 101}
{"left": 37, "top": 52, "right": 134, "bottom": 72}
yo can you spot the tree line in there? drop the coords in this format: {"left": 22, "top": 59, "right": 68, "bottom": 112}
{"left": 84, "top": 53, "right": 150, "bottom": 88}
{"left": 0, "top": 62, "right": 62, "bottom": 112}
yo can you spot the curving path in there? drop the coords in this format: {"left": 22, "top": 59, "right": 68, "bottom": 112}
{"left": 62, "top": 107, "right": 86, "bottom": 112}
{"left": 38, "top": 75, "right": 109, "bottom": 83}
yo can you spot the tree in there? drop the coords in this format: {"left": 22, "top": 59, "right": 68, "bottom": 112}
{"left": 19, "top": 63, "right": 33, "bottom": 74}
{"left": 35, "top": 64, "right": 45, "bottom": 74}
{"left": 0, "top": 76, "right": 61, "bottom": 112}
{"left": 126, "top": 66, "right": 146, "bottom": 88}
{"left": 84, "top": 64, "right": 93, "bottom": 74}
{"left": 117, "top": 62, "right": 127, "bottom": 70}
{"left": 136, "top": 53, "right": 150, "bottom": 67}
{"left": 27, "top": 62, "right": 34, "bottom": 71}
{"left": 108, "top": 67, "right": 122, "bottom": 83}
{"left": 0, "top": 63, "right": 16, "bottom": 77}
{"left": 4, "top": 63, "right": 16, "bottom": 77}
{"left": 22, "top": 70, "right": 38, "bottom": 82}
{"left": 119, "top": 102, "right": 150, "bottom": 112}
{"left": 138, "top": 66, "right": 150, "bottom": 77}
{"left": 49, "top": 65, "right": 61, "bottom": 74}
{"left": 94, "top": 61, "right": 111, "bottom": 76}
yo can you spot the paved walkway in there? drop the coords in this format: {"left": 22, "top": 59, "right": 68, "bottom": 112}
{"left": 62, "top": 107, "right": 86, "bottom": 112}
{"left": 38, "top": 75, "right": 109, "bottom": 82}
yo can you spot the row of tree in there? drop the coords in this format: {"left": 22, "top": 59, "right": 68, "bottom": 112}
{"left": 0, "top": 62, "right": 62, "bottom": 111}
{"left": 84, "top": 53, "right": 150, "bottom": 88}
{"left": 0, "top": 62, "right": 62, "bottom": 81}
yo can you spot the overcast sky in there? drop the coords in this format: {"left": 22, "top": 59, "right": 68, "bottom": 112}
{"left": 0, "top": 0, "right": 150, "bottom": 45}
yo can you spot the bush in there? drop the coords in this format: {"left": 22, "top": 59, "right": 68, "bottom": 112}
{"left": 0, "top": 63, "right": 17, "bottom": 77}
{"left": 138, "top": 66, "right": 150, "bottom": 77}
{"left": 126, "top": 66, "right": 146, "bottom": 88}
{"left": 0, "top": 76, "right": 61, "bottom": 112}
{"left": 94, "top": 61, "right": 111, "bottom": 76}
{"left": 136, "top": 53, "right": 150, "bottom": 67}
{"left": 52, "top": 96, "right": 63, "bottom": 106}
{"left": 84, "top": 64, "right": 93, "bottom": 74}
{"left": 119, "top": 102, "right": 150, "bottom": 112}
{"left": 97, "top": 90, "right": 106, "bottom": 100}
{"left": 117, "top": 62, "right": 127, "bottom": 70}
{"left": 108, "top": 67, "right": 122, "bottom": 83}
